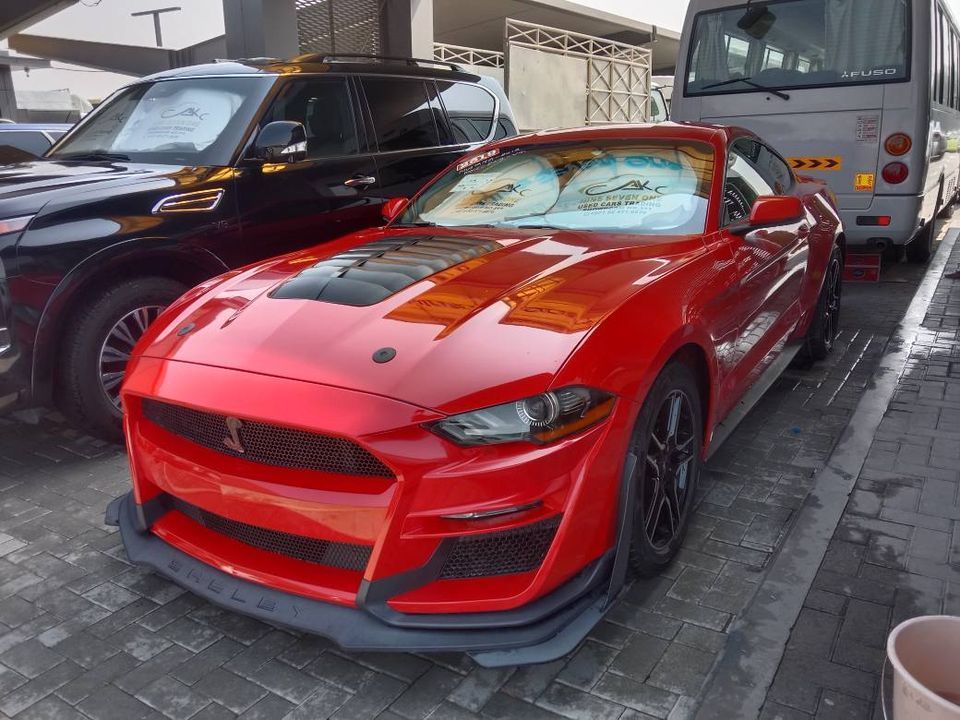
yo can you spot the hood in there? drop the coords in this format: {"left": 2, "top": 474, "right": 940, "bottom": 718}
{"left": 139, "top": 227, "right": 705, "bottom": 413}
{"left": 0, "top": 160, "right": 197, "bottom": 218}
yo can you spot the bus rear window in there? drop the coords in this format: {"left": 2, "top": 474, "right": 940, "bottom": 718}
{"left": 686, "top": 0, "right": 910, "bottom": 95}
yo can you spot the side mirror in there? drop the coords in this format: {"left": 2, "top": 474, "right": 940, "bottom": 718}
{"left": 733, "top": 195, "right": 804, "bottom": 235}
{"left": 381, "top": 196, "right": 409, "bottom": 223}
{"left": 254, "top": 121, "right": 307, "bottom": 163}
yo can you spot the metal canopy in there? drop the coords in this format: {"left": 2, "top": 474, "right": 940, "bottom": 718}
{"left": 0, "top": 0, "right": 76, "bottom": 40}
{"left": 433, "top": 0, "right": 681, "bottom": 73}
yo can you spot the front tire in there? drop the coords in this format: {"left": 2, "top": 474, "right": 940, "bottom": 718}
{"left": 59, "top": 277, "right": 187, "bottom": 441}
{"left": 628, "top": 362, "right": 703, "bottom": 577}
{"left": 805, "top": 245, "right": 843, "bottom": 361}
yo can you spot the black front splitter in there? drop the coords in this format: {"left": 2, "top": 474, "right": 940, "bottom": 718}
{"left": 106, "top": 493, "right": 610, "bottom": 667}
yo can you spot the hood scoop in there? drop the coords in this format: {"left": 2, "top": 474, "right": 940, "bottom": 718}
{"left": 271, "top": 234, "right": 501, "bottom": 307}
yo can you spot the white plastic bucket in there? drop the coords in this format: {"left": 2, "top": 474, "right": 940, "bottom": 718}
{"left": 887, "top": 616, "right": 960, "bottom": 720}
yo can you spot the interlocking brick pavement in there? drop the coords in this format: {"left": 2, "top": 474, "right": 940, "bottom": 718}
{"left": 0, "top": 233, "right": 945, "bottom": 719}
{"left": 761, "top": 231, "right": 960, "bottom": 720}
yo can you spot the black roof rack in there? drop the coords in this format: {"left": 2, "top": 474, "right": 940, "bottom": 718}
{"left": 299, "top": 53, "right": 464, "bottom": 72}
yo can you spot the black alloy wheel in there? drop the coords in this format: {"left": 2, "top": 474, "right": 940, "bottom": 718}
{"left": 628, "top": 361, "right": 703, "bottom": 576}
{"left": 806, "top": 246, "right": 843, "bottom": 361}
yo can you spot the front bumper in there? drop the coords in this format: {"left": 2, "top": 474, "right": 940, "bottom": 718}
{"left": 107, "top": 492, "right": 613, "bottom": 666}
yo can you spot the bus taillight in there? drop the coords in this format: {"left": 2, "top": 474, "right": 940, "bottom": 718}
{"left": 882, "top": 162, "right": 909, "bottom": 184}
{"left": 884, "top": 133, "right": 912, "bottom": 156}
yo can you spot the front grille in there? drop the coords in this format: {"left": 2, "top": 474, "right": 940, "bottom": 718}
{"left": 170, "top": 497, "right": 372, "bottom": 571}
{"left": 439, "top": 515, "right": 562, "bottom": 579}
{"left": 142, "top": 399, "right": 394, "bottom": 478}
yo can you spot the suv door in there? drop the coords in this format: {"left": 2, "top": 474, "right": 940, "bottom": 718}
{"left": 724, "top": 138, "right": 810, "bottom": 392}
{"left": 231, "top": 75, "right": 381, "bottom": 265}
{"left": 362, "top": 76, "right": 498, "bottom": 199}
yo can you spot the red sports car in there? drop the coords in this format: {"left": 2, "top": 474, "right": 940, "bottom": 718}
{"left": 107, "top": 123, "right": 843, "bottom": 666}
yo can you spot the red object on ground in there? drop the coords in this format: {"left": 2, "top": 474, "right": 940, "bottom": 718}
{"left": 110, "top": 123, "right": 844, "bottom": 664}
{"left": 843, "top": 253, "right": 882, "bottom": 283}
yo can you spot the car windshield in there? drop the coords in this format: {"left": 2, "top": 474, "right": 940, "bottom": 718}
{"left": 687, "top": 0, "right": 910, "bottom": 95}
{"left": 50, "top": 76, "right": 274, "bottom": 166}
{"left": 398, "top": 140, "right": 715, "bottom": 236}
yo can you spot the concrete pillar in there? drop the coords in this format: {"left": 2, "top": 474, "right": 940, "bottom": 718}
{"left": 0, "top": 67, "right": 22, "bottom": 122}
{"left": 382, "top": 0, "right": 433, "bottom": 59}
{"left": 223, "top": 0, "right": 299, "bottom": 60}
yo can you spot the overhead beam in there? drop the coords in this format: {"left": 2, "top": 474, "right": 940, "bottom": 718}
{"left": 8, "top": 33, "right": 228, "bottom": 76}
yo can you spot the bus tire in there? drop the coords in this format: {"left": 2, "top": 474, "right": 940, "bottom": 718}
{"left": 907, "top": 219, "right": 935, "bottom": 263}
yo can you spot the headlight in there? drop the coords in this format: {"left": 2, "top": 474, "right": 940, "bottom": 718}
{"left": 0, "top": 215, "right": 33, "bottom": 236}
{"left": 428, "top": 386, "right": 615, "bottom": 446}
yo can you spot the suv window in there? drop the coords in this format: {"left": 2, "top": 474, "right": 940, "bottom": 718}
{"left": 362, "top": 77, "right": 440, "bottom": 152}
{"left": 264, "top": 77, "right": 359, "bottom": 158}
{"left": 435, "top": 81, "right": 496, "bottom": 144}
{"left": 724, "top": 142, "right": 776, "bottom": 225}
{"left": 493, "top": 116, "right": 517, "bottom": 140}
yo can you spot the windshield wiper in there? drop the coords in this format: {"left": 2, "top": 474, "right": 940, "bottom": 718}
{"left": 392, "top": 221, "right": 436, "bottom": 227}
{"left": 513, "top": 224, "right": 561, "bottom": 230}
{"left": 54, "top": 151, "right": 131, "bottom": 162}
{"left": 700, "top": 77, "right": 790, "bottom": 101}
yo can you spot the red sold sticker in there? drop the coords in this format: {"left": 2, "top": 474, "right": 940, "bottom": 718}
{"left": 456, "top": 148, "right": 500, "bottom": 172}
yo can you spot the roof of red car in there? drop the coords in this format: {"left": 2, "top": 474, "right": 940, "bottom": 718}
{"left": 496, "top": 122, "right": 749, "bottom": 149}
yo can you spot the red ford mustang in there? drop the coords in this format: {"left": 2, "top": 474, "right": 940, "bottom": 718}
{"left": 107, "top": 123, "right": 843, "bottom": 666}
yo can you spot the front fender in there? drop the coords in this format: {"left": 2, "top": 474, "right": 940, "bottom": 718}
{"left": 30, "top": 238, "right": 229, "bottom": 401}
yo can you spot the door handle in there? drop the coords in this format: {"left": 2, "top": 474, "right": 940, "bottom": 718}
{"left": 344, "top": 175, "right": 377, "bottom": 188}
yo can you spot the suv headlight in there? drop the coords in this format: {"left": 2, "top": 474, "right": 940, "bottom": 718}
{"left": 428, "top": 386, "right": 615, "bottom": 446}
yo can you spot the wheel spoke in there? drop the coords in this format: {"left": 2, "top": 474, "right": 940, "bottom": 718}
{"left": 100, "top": 346, "right": 131, "bottom": 364}
{"left": 109, "top": 320, "right": 138, "bottom": 349}
{"left": 100, "top": 371, "right": 124, "bottom": 392}
{"left": 665, "top": 393, "right": 682, "bottom": 442}
{"left": 98, "top": 304, "right": 166, "bottom": 408}
{"left": 645, "top": 480, "right": 663, "bottom": 536}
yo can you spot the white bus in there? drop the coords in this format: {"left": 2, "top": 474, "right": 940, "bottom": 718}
{"left": 671, "top": 0, "right": 960, "bottom": 261}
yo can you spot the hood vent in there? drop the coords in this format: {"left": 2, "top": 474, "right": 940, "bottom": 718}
{"left": 152, "top": 188, "right": 224, "bottom": 214}
{"left": 271, "top": 234, "right": 501, "bottom": 307}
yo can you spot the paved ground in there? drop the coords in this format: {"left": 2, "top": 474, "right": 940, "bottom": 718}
{"left": 0, "top": 228, "right": 953, "bottom": 720}
{"left": 760, "top": 232, "right": 960, "bottom": 720}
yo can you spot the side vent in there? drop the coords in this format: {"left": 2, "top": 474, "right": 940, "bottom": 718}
{"left": 152, "top": 188, "right": 225, "bottom": 214}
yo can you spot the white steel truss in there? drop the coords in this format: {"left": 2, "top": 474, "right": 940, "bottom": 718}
{"left": 505, "top": 18, "right": 652, "bottom": 125}
{"left": 433, "top": 43, "right": 504, "bottom": 68}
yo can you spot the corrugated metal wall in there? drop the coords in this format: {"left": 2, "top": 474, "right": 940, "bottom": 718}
{"left": 295, "top": 0, "right": 380, "bottom": 54}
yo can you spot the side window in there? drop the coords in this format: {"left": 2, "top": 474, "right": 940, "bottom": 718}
{"left": 264, "top": 78, "right": 358, "bottom": 158}
{"left": 434, "top": 81, "right": 496, "bottom": 144}
{"left": 0, "top": 131, "right": 52, "bottom": 156}
{"left": 362, "top": 78, "right": 440, "bottom": 152}
{"left": 723, "top": 142, "right": 776, "bottom": 226}
{"left": 493, "top": 116, "right": 517, "bottom": 140}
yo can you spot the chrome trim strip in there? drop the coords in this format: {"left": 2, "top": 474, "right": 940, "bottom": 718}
{"left": 152, "top": 188, "right": 225, "bottom": 214}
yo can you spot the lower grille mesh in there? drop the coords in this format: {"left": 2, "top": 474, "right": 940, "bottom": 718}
{"left": 440, "top": 515, "right": 561, "bottom": 579}
{"left": 142, "top": 399, "right": 394, "bottom": 478}
{"left": 170, "top": 497, "right": 372, "bottom": 572}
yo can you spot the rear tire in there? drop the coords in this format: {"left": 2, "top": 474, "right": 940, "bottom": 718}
{"left": 59, "top": 277, "right": 187, "bottom": 442}
{"left": 805, "top": 245, "right": 843, "bottom": 361}
{"left": 627, "top": 362, "right": 703, "bottom": 577}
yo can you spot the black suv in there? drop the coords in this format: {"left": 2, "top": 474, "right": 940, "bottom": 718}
{"left": 0, "top": 55, "right": 516, "bottom": 439}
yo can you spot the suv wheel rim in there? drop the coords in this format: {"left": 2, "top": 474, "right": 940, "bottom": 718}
{"left": 641, "top": 390, "right": 695, "bottom": 550}
{"left": 99, "top": 305, "right": 164, "bottom": 410}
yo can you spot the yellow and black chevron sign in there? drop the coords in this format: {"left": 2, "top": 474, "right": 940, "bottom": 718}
{"left": 788, "top": 156, "right": 843, "bottom": 171}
